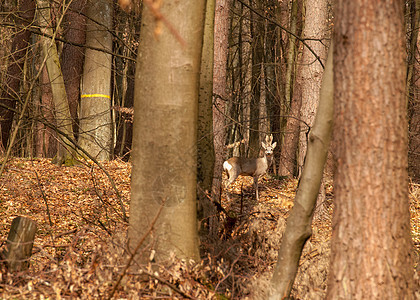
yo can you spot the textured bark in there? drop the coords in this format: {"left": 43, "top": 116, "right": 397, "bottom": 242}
{"left": 128, "top": 0, "right": 205, "bottom": 262}
{"left": 79, "top": 0, "right": 113, "bottom": 161}
{"left": 327, "top": 1, "right": 415, "bottom": 298}
{"left": 212, "top": 0, "right": 232, "bottom": 203}
{"left": 0, "top": 0, "right": 35, "bottom": 149}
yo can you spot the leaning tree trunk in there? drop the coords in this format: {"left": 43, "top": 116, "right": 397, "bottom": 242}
{"left": 36, "top": 0, "right": 75, "bottom": 165}
{"left": 79, "top": 0, "right": 113, "bottom": 161}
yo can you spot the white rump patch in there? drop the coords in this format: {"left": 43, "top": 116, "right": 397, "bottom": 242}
{"left": 223, "top": 161, "right": 232, "bottom": 171}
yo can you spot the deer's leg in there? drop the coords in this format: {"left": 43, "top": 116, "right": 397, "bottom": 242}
{"left": 224, "top": 171, "right": 237, "bottom": 201}
{"left": 253, "top": 176, "right": 259, "bottom": 200}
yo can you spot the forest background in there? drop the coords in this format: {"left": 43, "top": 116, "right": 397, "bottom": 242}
{"left": 0, "top": 0, "right": 419, "bottom": 299}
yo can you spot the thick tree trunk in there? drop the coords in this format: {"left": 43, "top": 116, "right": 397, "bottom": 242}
{"left": 128, "top": 0, "right": 205, "bottom": 262}
{"left": 79, "top": 0, "right": 113, "bottom": 161}
{"left": 327, "top": 1, "right": 415, "bottom": 298}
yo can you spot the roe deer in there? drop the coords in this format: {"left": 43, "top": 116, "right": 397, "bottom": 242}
{"left": 223, "top": 135, "right": 277, "bottom": 200}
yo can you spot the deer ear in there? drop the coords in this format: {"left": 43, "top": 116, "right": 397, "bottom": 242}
{"left": 272, "top": 142, "right": 277, "bottom": 149}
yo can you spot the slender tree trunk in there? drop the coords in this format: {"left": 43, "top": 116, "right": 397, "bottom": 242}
{"left": 79, "top": 0, "right": 113, "bottom": 161}
{"left": 0, "top": 0, "right": 35, "bottom": 149}
{"left": 278, "top": 63, "right": 302, "bottom": 177}
{"left": 128, "top": 0, "right": 205, "bottom": 262}
{"left": 248, "top": 3, "right": 263, "bottom": 157}
{"left": 297, "top": 0, "right": 328, "bottom": 175}
{"left": 327, "top": 1, "right": 415, "bottom": 298}
{"left": 240, "top": 0, "right": 252, "bottom": 156}
{"left": 197, "top": 0, "right": 217, "bottom": 238}
{"left": 278, "top": 0, "right": 301, "bottom": 177}
{"left": 212, "top": 0, "right": 232, "bottom": 204}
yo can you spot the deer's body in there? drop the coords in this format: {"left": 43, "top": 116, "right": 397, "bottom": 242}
{"left": 223, "top": 135, "right": 276, "bottom": 200}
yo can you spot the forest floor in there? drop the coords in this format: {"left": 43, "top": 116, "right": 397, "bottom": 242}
{"left": 0, "top": 158, "right": 419, "bottom": 299}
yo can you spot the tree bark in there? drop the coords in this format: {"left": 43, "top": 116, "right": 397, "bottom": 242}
{"left": 128, "top": 0, "right": 205, "bottom": 262}
{"left": 327, "top": 1, "right": 415, "bottom": 298}
{"left": 79, "top": 0, "right": 113, "bottom": 161}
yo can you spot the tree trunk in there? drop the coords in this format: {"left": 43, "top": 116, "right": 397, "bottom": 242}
{"left": 197, "top": 0, "right": 217, "bottom": 238}
{"left": 297, "top": 0, "right": 328, "bottom": 176}
{"left": 61, "top": 0, "right": 87, "bottom": 137}
{"left": 212, "top": 0, "right": 232, "bottom": 204}
{"left": 128, "top": 0, "right": 205, "bottom": 262}
{"left": 270, "top": 43, "right": 333, "bottom": 300}
{"left": 407, "top": 0, "right": 420, "bottom": 182}
{"left": 36, "top": 0, "right": 75, "bottom": 165}
{"left": 0, "top": 0, "right": 35, "bottom": 150}
{"left": 5, "top": 216, "right": 37, "bottom": 272}
{"left": 248, "top": 3, "right": 263, "bottom": 157}
{"left": 278, "top": 0, "right": 301, "bottom": 177}
{"left": 79, "top": 0, "right": 113, "bottom": 161}
{"left": 327, "top": 1, "right": 415, "bottom": 298}
{"left": 36, "top": 66, "right": 57, "bottom": 158}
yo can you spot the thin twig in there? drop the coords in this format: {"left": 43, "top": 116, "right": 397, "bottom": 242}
{"left": 142, "top": 0, "right": 187, "bottom": 48}
{"left": 33, "top": 170, "right": 53, "bottom": 227}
